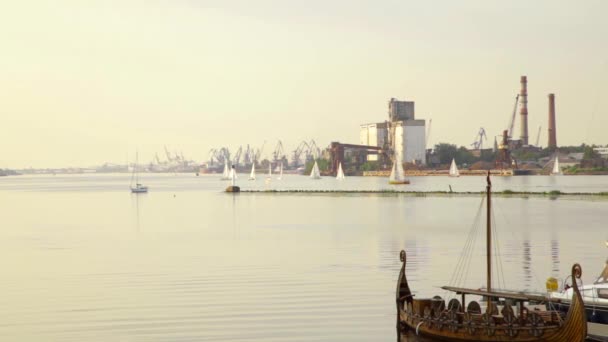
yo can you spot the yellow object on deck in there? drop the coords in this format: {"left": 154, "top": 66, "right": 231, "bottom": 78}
{"left": 546, "top": 277, "right": 558, "bottom": 292}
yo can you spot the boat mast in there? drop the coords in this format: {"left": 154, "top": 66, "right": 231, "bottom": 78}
{"left": 486, "top": 172, "right": 492, "bottom": 293}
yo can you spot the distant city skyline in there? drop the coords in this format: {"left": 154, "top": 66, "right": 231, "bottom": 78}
{"left": 1, "top": 0, "right": 607, "bottom": 168}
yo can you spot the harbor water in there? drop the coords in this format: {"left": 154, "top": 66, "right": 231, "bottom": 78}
{"left": 1, "top": 174, "right": 607, "bottom": 341}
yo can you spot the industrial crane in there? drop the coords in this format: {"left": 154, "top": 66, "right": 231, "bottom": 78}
{"left": 254, "top": 141, "right": 266, "bottom": 162}
{"left": 308, "top": 139, "right": 321, "bottom": 160}
{"left": 291, "top": 140, "right": 310, "bottom": 167}
{"left": 233, "top": 146, "right": 243, "bottom": 166}
{"left": 471, "top": 127, "right": 487, "bottom": 149}
{"left": 272, "top": 140, "right": 284, "bottom": 164}
{"left": 164, "top": 146, "right": 174, "bottom": 162}
{"left": 507, "top": 94, "right": 520, "bottom": 139}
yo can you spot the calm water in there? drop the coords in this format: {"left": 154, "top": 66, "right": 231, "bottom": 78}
{"left": 1, "top": 174, "right": 607, "bottom": 341}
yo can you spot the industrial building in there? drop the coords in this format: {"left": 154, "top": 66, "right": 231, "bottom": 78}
{"left": 360, "top": 98, "right": 426, "bottom": 165}
{"left": 359, "top": 122, "right": 388, "bottom": 161}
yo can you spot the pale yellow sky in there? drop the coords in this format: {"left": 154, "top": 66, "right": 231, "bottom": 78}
{"left": 1, "top": 0, "right": 607, "bottom": 168}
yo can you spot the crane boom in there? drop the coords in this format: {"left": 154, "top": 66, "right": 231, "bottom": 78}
{"left": 507, "top": 95, "right": 519, "bottom": 138}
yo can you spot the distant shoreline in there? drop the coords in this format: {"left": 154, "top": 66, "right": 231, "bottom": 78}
{"left": 238, "top": 189, "right": 608, "bottom": 198}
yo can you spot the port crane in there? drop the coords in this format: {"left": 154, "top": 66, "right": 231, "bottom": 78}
{"left": 291, "top": 141, "right": 310, "bottom": 167}
{"left": 471, "top": 127, "right": 487, "bottom": 149}
{"left": 535, "top": 125, "right": 542, "bottom": 147}
{"left": 272, "top": 140, "right": 285, "bottom": 165}
{"left": 254, "top": 141, "right": 266, "bottom": 162}
{"left": 233, "top": 146, "right": 243, "bottom": 166}
{"left": 507, "top": 94, "right": 520, "bottom": 139}
{"left": 308, "top": 139, "right": 321, "bottom": 160}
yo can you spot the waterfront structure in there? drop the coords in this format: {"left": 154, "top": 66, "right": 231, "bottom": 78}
{"left": 548, "top": 93, "right": 557, "bottom": 148}
{"left": 388, "top": 98, "right": 415, "bottom": 121}
{"left": 360, "top": 98, "right": 426, "bottom": 165}
{"left": 359, "top": 122, "right": 388, "bottom": 161}
{"left": 520, "top": 76, "right": 529, "bottom": 146}
{"left": 392, "top": 120, "right": 426, "bottom": 165}
{"left": 594, "top": 147, "right": 608, "bottom": 159}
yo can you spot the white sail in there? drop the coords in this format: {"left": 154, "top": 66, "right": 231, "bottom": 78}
{"left": 221, "top": 162, "right": 230, "bottom": 180}
{"left": 389, "top": 153, "right": 407, "bottom": 184}
{"left": 336, "top": 162, "right": 345, "bottom": 180}
{"left": 310, "top": 161, "right": 321, "bottom": 179}
{"left": 277, "top": 163, "right": 283, "bottom": 180}
{"left": 249, "top": 163, "right": 256, "bottom": 180}
{"left": 449, "top": 158, "right": 460, "bottom": 177}
{"left": 551, "top": 157, "right": 562, "bottom": 175}
{"left": 230, "top": 166, "right": 237, "bottom": 186}
{"left": 267, "top": 163, "right": 272, "bottom": 179}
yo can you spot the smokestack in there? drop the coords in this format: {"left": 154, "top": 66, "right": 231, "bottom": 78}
{"left": 519, "top": 76, "right": 529, "bottom": 145}
{"left": 548, "top": 93, "right": 557, "bottom": 148}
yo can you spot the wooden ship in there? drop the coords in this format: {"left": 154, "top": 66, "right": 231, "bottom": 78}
{"left": 396, "top": 174, "right": 587, "bottom": 341}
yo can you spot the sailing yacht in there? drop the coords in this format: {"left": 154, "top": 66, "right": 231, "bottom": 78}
{"left": 449, "top": 158, "right": 460, "bottom": 177}
{"left": 266, "top": 163, "right": 272, "bottom": 180}
{"left": 389, "top": 154, "right": 409, "bottom": 185}
{"left": 249, "top": 163, "right": 256, "bottom": 180}
{"left": 277, "top": 163, "right": 283, "bottom": 180}
{"left": 310, "top": 161, "right": 321, "bottom": 179}
{"left": 336, "top": 162, "right": 345, "bottom": 180}
{"left": 220, "top": 162, "right": 230, "bottom": 180}
{"left": 130, "top": 152, "right": 148, "bottom": 193}
{"left": 551, "top": 156, "right": 563, "bottom": 175}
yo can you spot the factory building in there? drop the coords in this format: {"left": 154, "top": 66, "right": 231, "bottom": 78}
{"left": 359, "top": 122, "right": 388, "bottom": 161}
{"left": 360, "top": 98, "right": 426, "bottom": 165}
{"left": 393, "top": 120, "right": 426, "bottom": 164}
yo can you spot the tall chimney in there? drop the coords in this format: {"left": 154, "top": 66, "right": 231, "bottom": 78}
{"left": 519, "top": 76, "right": 529, "bottom": 145}
{"left": 548, "top": 93, "right": 557, "bottom": 148}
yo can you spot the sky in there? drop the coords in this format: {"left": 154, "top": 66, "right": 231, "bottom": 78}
{"left": 1, "top": 0, "right": 607, "bottom": 168}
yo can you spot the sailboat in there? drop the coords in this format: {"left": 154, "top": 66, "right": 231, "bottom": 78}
{"left": 310, "top": 161, "right": 321, "bottom": 179}
{"left": 336, "top": 162, "right": 345, "bottom": 180}
{"left": 551, "top": 157, "right": 563, "bottom": 175}
{"left": 249, "top": 163, "right": 256, "bottom": 180}
{"left": 449, "top": 158, "right": 460, "bottom": 177}
{"left": 220, "top": 161, "right": 230, "bottom": 180}
{"left": 228, "top": 165, "right": 237, "bottom": 181}
{"left": 266, "top": 163, "right": 272, "bottom": 180}
{"left": 130, "top": 152, "right": 148, "bottom": 193}
{"left": 396, "top": 174, "right": 587, "bottom": 341}
{"left": 389, "top": 153, "right": 409, "bottom": 185}
{"left": 277, "top": 163, "right": 283, "bottom": 180}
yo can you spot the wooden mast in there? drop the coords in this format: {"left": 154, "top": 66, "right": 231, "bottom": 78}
{"left": 486, "top": 171, "right": 492, "bottom": 293}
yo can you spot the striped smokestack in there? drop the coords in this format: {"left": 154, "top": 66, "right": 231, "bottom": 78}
{"left": 548, "top": 93, "right": 557, "bottom": 148}
{"left": 519, "top": 76, "right": 529, "bottom": 145}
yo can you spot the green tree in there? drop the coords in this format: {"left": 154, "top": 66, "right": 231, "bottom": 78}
{"left": 433, "top": 143, "right": 459, "bottom": 165}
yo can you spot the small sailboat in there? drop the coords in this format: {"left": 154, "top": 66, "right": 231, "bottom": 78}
{"left": 229, "top": 165, "right": 237, "bottom": 181}
{"left": 130, "top": 152, "right": 148, "bottom": 193}
{"left": 336, "top": 162, "right": 345, "bottom": 180}
{"left": 310, "top": 161, "right": 321, "bottom": 179}
{"left": 449, "top": 158, "right": 460, "bottom": 177}
{"left": 277, "top": 163, "right": 283, "bottom": 180}
{"left": 389, "top": 153, "right": 409, "bottom": 185}
{"left": 249, "top": 163, "right": 256, "bottom": 180}
{"left": 396, "top": 174, "right": 587, "bottom": 341}
{"left": 551, "top": 156, "right": 563, "bottom": 175}
{"left": 266, "top": 163, "right": 272, "bottom": 180}
{"left": 221, "top": 162, "right": 230, "bottom": 180}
